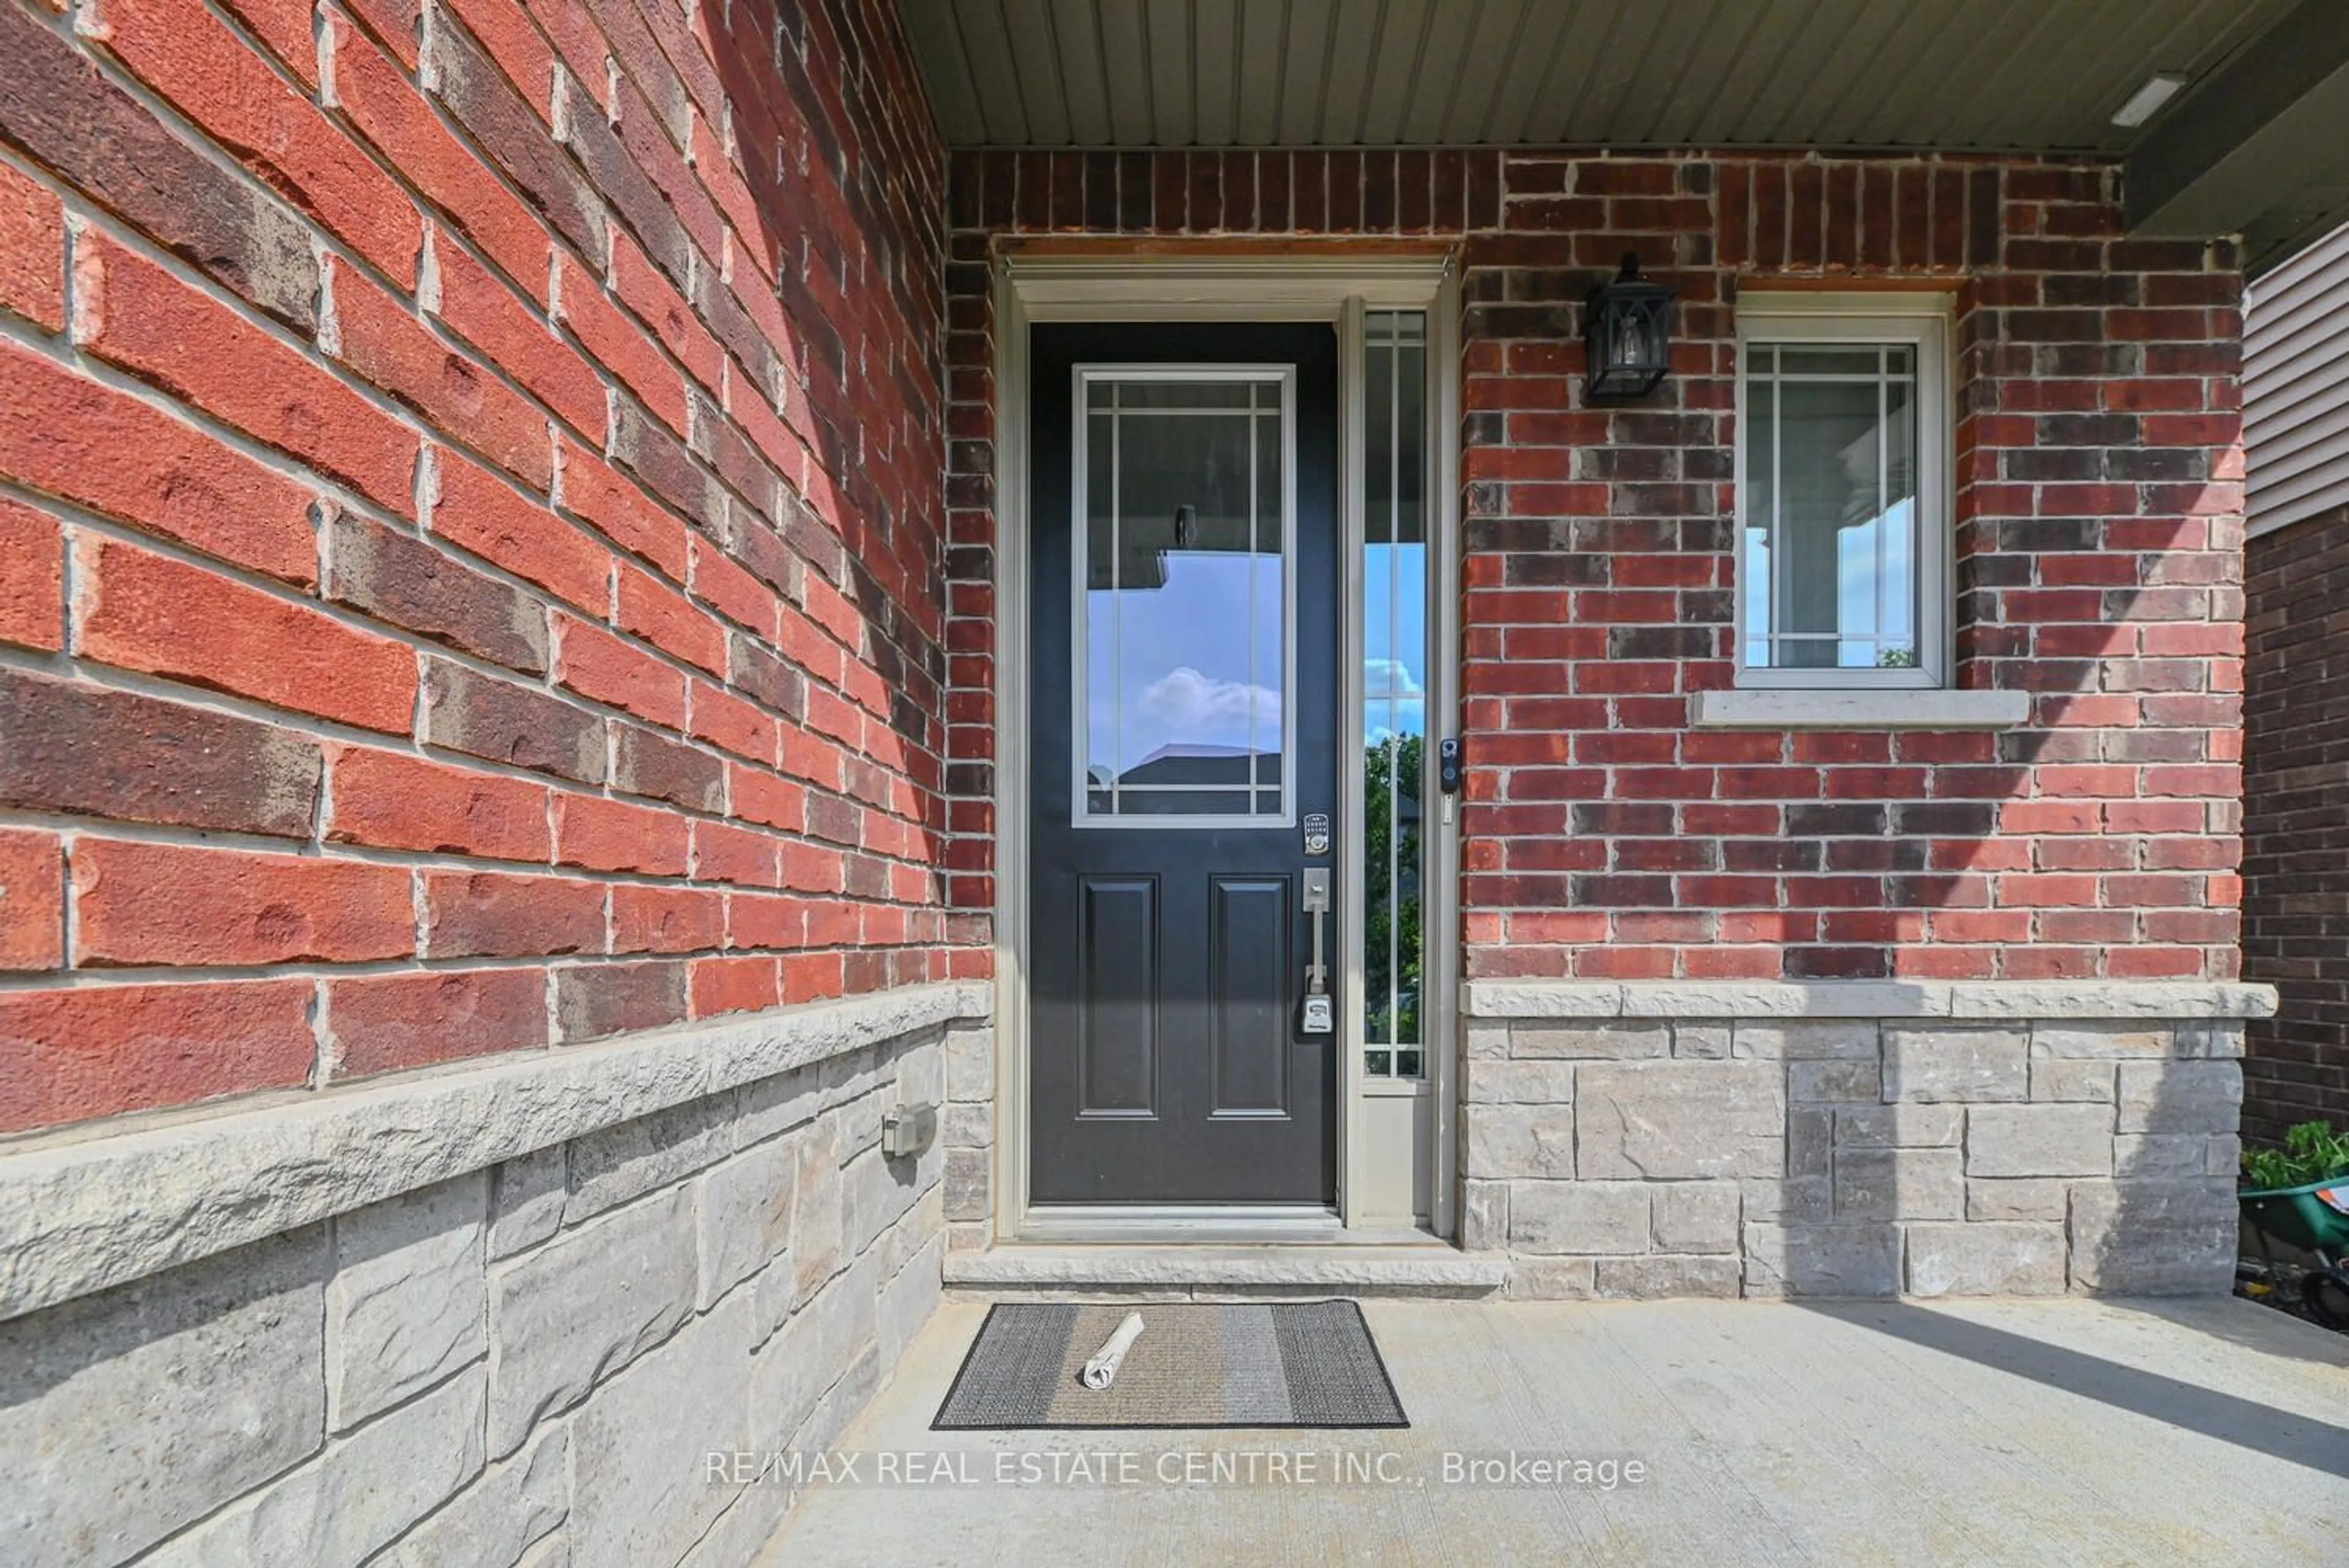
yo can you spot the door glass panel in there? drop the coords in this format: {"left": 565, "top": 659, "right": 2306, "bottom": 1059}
{"left": 1078, "top": 371, "right": 1291, "bottom": 821}
{"left": 1363, "top": 312, "right": 1427, "bottom": 1080}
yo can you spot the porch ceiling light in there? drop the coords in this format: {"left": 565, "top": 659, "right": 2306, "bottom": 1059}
{"left": 1584, "top": 251, "right": 1674, "bottom": 400}
{"left": 2110, "top": 72, "right": 2188, "bottom": 128}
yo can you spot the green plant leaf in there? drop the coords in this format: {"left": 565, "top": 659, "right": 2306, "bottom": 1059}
{"left": 2243, "top": 1120, "right": 2349, "bottom": 1188}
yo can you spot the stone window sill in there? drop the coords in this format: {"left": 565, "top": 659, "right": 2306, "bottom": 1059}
{"left": 1692, "top": 688, "right": 2029, "bottom": 730}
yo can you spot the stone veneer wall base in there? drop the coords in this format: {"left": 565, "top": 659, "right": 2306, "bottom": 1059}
{"left": 1458, "top": 981, "right": 2276, "bottom": 1301}
{"left": 0, "top": 984, "right": 991, "bottom": 1568}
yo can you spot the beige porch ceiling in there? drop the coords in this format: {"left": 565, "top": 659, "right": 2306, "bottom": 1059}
{"left": 899, "top": 0, "right": 2349, "bottom": 270}
{"left": 900, "top": 0, "right": 2279, "bottom": 150}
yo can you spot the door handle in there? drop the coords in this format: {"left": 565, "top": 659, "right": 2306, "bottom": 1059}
{"left": 1300, "top": 868, "right": 1333, "bottom": 1035}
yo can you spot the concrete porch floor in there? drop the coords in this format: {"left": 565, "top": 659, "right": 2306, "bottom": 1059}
{"left": 762, "top": 1295, "right": 2349, "bottom": 1566}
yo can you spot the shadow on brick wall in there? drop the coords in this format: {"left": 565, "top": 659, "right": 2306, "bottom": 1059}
{"left": 691, "top": 0, "right": 967, "bottom": 975}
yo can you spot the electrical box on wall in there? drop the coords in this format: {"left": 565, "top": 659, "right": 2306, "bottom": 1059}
{"left": 881, "top": 1104, "right": 937, "bottom": 1159}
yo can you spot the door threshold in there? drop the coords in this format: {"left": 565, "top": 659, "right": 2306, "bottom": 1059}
{"left": 946, "top": 1239, "right": 1504, "bottom": 1298}
{"left": 1015, "top": 1205, "right": 1439, "bottom": 1246}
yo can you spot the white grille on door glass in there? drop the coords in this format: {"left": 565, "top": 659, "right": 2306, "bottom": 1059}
{"left": 1074, "top": 369, "right": 1296, "bottom": 826}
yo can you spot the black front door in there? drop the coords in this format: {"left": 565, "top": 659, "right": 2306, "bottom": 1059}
{"left": 1028, "top": 321, "right": 1339, "bottom": 1205}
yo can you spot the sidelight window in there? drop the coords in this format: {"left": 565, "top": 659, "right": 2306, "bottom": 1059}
{"left": 1362, "top": 311, "right": 1427, "bottom": 1081}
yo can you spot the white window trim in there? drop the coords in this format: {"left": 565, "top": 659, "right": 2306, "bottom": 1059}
{"left": 1732, "top": 291, "right": 1955, "bottom": 693}
{"left": 989, "top": 251, "right": 1464, "bottom": 1239}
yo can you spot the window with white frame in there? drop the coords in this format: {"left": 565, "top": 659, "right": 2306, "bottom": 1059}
{"left": 1735, "top": 296, "right": 1950, "bottom": 689}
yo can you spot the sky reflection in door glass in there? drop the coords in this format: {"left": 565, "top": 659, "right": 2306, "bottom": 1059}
{"left": 1081, "top": 373, "right": 1289, "bottom": 818}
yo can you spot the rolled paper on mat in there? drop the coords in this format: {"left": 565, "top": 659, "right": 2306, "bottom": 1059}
{"left": 1080, "top": 1312, "right": 1146, "bottom": 1390}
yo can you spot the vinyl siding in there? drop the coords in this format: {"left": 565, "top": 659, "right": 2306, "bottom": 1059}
{"left": 2247, "top": 218, "right": 2349, "bottom": 538}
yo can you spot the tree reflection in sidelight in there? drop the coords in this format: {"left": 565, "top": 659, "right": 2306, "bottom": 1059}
{"left": 1363, "top": 311, "right": 1427, "bottom": 1080}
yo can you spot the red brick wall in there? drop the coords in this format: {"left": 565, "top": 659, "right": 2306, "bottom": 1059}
{"left": 944, "top": 150, "right": 2247, "bottom": 986}
{"left": 0, "top": 0, "right": 949, "bottom": 1134}
{"left": 2243, "top": 508, "right": 2349, "bottom": 1143}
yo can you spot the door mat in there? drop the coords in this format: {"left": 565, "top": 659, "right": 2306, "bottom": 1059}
{"left": 932, "top": 1300, "right": 1407, "bottom": 1430}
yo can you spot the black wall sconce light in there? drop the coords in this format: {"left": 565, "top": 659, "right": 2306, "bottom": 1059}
{"left": 1584, "top": 251, "right": 1674, "bottom": 399}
